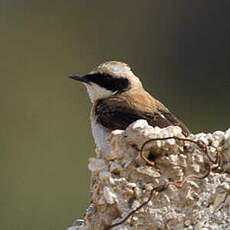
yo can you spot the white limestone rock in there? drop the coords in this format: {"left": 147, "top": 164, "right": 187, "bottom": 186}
{"left": 69, "top": 121, "right": 230, "bottom": 230}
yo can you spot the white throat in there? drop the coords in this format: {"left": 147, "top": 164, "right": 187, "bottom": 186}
{"left": 84, "top": 83, "right": 113, "bottom": 103}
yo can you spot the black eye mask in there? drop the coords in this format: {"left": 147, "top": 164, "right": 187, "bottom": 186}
{"left": 85, "top": 73, "right": 130, "bottom": 93}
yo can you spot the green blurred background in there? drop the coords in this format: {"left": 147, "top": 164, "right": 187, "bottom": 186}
{"left": 0, "top": 1, "right": 229, "bottom": 229}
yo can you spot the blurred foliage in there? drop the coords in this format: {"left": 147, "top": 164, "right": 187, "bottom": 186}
{"left": 0, "top": 1, "right": 229, "bottom": 229}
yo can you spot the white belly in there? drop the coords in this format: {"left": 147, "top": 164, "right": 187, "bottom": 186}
{"left": 91, "top": 120, "right": 111, "bottom": 148}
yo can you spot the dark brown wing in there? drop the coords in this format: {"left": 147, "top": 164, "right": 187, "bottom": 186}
{"left": 95, "top": 98, "right": 190, "bottom": 136}
{"left": 151, "top": 109, "right": 190, "bottom": 136}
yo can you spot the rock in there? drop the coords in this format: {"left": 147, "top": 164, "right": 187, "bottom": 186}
{"left": 69, "top": 121, "right": 230, "bottom": 230}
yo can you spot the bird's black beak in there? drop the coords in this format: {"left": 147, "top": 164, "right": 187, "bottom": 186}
{"left": 68, "top": 75, "right": 89, "bottom": 83}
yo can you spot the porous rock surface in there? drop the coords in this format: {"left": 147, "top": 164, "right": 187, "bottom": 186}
{"left": 68, "top": 120, "right": 230, "bottom": 230}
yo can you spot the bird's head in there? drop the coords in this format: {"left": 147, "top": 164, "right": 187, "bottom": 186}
{"left": 69, "top": 61, "right": 142, "bottom": 103}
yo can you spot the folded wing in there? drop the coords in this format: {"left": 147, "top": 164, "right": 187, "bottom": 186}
{"left": 95, "top": 97, "right": 190, "bottom": 136}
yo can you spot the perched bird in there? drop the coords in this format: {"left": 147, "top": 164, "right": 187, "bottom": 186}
{"left": 69, "top": 61, "right": 190, "bottom": 148}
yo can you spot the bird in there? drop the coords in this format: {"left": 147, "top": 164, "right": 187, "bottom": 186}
{"left": 69, "top": 61, "right": 190, "bottom": 148}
